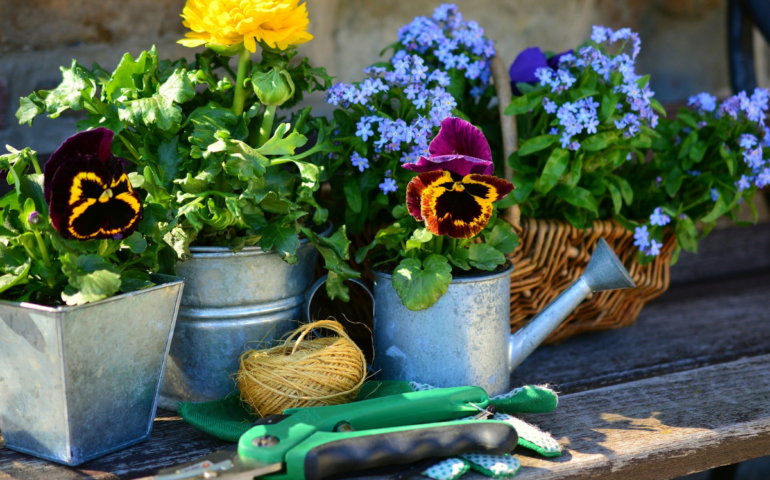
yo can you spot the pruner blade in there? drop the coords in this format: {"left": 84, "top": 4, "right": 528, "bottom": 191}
{"left": 137, "top": 445, "right": 282, "bottom": 480}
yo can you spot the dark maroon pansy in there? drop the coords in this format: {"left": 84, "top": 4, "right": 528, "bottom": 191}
{"left": 402, "top": 117, "right": 494, "bottom": 176}
{"left": 44, "top": 128, "right": 142, "bottom": 240}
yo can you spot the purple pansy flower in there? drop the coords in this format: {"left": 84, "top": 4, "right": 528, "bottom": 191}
{"left": 402, "top": 117, "right": 494, "bottom": 176}
{"left": 509, "top": 47, "right": 573, "bottom": 95}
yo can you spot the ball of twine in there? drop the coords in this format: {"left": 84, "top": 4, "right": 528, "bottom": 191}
{"left": 237, "top": 320, "right": 367, "bottom": 417}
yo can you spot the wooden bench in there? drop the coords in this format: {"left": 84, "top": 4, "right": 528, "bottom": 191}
{"left": 2, "top": 223, "right": 770, "bottom": 480}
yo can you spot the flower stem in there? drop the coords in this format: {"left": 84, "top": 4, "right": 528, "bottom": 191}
{"left": 434, "top": 235, "right": 444, "bottom": 254}
{"left": 33, "top": 230, "right": 51, "bottom": 267}
{"left": 257, "top": 105, "right": 277, "bottom": 147}
{"left": 30, "top": 155, "right": 42, "bottom": 175}
{"left": 232, "top": 47, "right": 252, "bottom": 117}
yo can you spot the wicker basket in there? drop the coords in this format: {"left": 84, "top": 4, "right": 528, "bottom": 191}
{"left": 489, "top": 55, "right": 674, "bottom": 344}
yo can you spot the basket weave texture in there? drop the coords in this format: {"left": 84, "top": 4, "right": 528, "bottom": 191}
{"left": 507, "top": 218, "right": 675, "bottom": 344}
{"left": 488, "top": 55, "right": 674, "bottom": 343}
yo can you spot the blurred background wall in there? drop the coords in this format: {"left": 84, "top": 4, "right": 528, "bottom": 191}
{"left": 1, "top": 0, "right": 769, "bottom": 155}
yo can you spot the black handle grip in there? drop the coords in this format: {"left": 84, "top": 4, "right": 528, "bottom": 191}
{"left": 303, "top": 422, "right": 518, "bottom": 480}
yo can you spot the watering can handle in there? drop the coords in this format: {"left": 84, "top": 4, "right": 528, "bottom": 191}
{"left": 304, "top": 275, "right": 375, "bottom": 323}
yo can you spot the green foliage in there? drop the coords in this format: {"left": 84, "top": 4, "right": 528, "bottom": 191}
{"left": 359, "top": 211, "right": 516, "bottom": 310}
{"left": 18, "top": 45, "right": 358, "bottom": 299}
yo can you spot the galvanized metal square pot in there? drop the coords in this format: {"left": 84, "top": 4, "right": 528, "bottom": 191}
{"left": 0, "top": 274, "right": 185, "bottom": 466}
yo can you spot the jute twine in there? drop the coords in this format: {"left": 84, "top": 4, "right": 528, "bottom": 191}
{"left": 237, "top": 320, "right": 367, "bottom": 417}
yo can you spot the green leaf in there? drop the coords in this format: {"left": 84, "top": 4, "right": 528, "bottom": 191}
{"left": 119, "top": 94, "right": 182, "bottom": 131}
{"left": 392, "top": 255, "right": 453, "bottom": 311}
{"left": 258, "top": 223, "right": 300, "bottom": 263}
{"left": 343, "top": 175, "right": 363, "bottom": 214}
{"left": 16, "top": 94, "right": 45, "bottom": 126}
{"left": 701, "top": 194, "right": 728, "bottom": 223}
{"left": 121, "top": 231, "right": 148, "bottom": 254}
{"left": 603, "top": 179, "right": 622, "bottom": 215}
{"left": 582, "top": 132, "right": 618, "bottom": 151}
{"left": 552, "top": 185, "right": 599, "bottom": 214}
{"left": 536, "top": 148, "right": 569, "bottom": 194}
{"left": 665, "top": 167, "right": 684, "bottom": 196}
{"left": 158, "top": 137, "right": 185, "bottom": 185}
{"left": 119, "top": 270, "right": 155, "bottom": 293}
{"left": 511, "top": 173, "right": 536, "bottom": 204}
{"left": 447, "top": 248, "right": 471, "bottom": 271}
{"left": 44, "top": 61, "right": 97, "bottom": 117}
{"left": 159, "top": 69, "right": 195, "bottom": 104}
{"left": 60, "top": 253, "right": 121, "bottom": 305}
{"left": 675, "top": 216, "right": 698, "bottom": 253}
{"left": 629, "top": 134, "right": 652, "bottom": 149}
{"left": 612, "top": 175, "right": 634, "bottom": 205}
{"left": 405, "top": 228, "right": 433, "bottom": 252}
{"left": 600, "top": 94, "right": 619, "bottom": 120}
{"left": 518, "top": 135, "right": 558, "bottom": 156}
{"left": 105, "top": 50, "right": 151, "bottom": 101}
{"left": 569, "top": 89, "right": 599, "bottom": 102}
{"left": 0, "top": 261, "right": 31, "bottom": 294}
{"left": 508, "top": 151, "right": 540, "bottom": 174}
{"left": 468, "top": 243, "right": 506, "bottom": 270}
{"left": 650, "top": 98, "right": 667, "bottom": 116}
{"left": 504, "top": 93, "right": 543, "bottom": 116}
{"left": 485, "top": 221, "right": 520, "bottom": 254}
{"left": 302, "top": 226, "right": 360, "bottom": 301}
{"left": 219, "top": 140, "right": 270, "bottom": 180}
{"left": 257, "top": 123, "right": 307, "bottom": 156}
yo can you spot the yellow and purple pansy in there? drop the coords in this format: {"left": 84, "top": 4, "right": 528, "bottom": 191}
{"left": 404, "top": 117, "right": 514, "bottom": 239}
{"left": 44, "top": 128, "right": 142, "bottom": 240}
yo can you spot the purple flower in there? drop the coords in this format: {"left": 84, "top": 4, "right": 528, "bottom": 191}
{"left": 27, "top": 211, "right": 40, "bottom": 225}
{"left": 634, "top": 225, "right": 650, "bottom": 249}
{"left": 509, "top": 47, "right": 573, "bottom": 95}
{"left": 649, "top": 207, "right": 671, "bottom": 227}
{"left": 646, "top": 239, "right": 662, "bottom": 257}
{"left": 402, "top": 117, "right": 494, "bottom": 176}
{"left": 350, "top": 152, "right": 370, "bottom": 172}
{"left": 379, "top": 178, "right": 398, "bottom": 194}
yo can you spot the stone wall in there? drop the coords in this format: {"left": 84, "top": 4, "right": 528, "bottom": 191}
{"left": 0, "top": 0, "right": 767, "bottom": 154}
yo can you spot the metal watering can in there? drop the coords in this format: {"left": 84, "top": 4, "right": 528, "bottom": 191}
{"left": 306, "top": 238, "right": 636, "bottom": 396}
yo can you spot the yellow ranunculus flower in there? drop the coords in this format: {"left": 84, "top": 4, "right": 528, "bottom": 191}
{"left": 179, "top": 0, "right": 314, "bottom": 53}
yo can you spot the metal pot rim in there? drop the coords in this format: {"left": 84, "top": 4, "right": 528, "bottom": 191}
{"left": 187, "top": 222, "right": 333, "bottom": 257}
{"left": 0, "top": 274, "right": 185, "bottom": 313}
{"left": 372, "top": 261, "right": 514, "bottom": 284}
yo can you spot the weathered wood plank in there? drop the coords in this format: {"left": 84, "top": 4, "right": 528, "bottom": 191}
{"left": 499, "top": 354, "right": 770, "bottom": 480}
{"left": 510, "top": 268, "right": 770, "bottom": 393}
{"left": 671, "top": 221, "right": 770, "bottom": 284}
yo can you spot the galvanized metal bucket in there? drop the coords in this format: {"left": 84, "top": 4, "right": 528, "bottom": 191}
{"left": 159, "top": 224, "right": 332, "bottom": 409}
{"left": 371, "top": 265, "right": 514, "bottom": 397}
{"left": 0, "top": 274, "right": 185, "bottom": 466}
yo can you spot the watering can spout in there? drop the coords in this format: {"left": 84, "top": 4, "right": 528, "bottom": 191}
{"left": 508, "top": 238, "right": 636, "bottom": 373}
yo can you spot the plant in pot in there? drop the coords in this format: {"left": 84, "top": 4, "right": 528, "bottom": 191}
{"left": 16, "top": 0, "right": 360, "bottom": 407}
{"left": 504, "top": 25, "right": 768, "bottom": 342}
{"left": 320, "top": 3, "right": 502, "bottom": 241}
{"left": 0, "top": 130, "right": 184, "bottom": 465}
{"left": 356, "top": 116, "right": 518, "bottom": 396}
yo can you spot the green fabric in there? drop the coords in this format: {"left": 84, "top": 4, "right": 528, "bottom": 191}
{"left": 489, "top": 385, "right": 558, "bottom": 414}
{"left": 462, "top": 453, "right": 521, "bottom": 478}
{"left": 422, "top": 457, "right": 470, "bottom": 480}
{"left": 177, "top": 381, "right": 562, "bottom": 458}
{"left": 177, "top": 392, "right": 256, "bottom": 443}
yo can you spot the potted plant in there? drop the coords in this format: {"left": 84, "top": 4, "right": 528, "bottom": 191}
{"left": 0, "top": 129, "right": 184, "bottom": 465}
{"left": 16, "top": 0, "right": 359, "bottom": 406}
{"left": 503, "top": 25, "right": 768, "bottom": 342}
{"left": 357, "top": 116, "right": 517, "bottom": 396}
{"left": 319, "top": 4, "right": 502, "bottom": 240}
